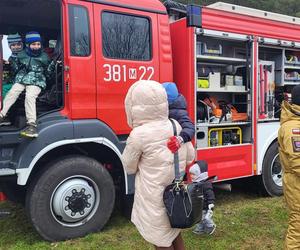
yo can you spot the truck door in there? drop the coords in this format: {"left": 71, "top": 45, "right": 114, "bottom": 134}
{"left": 64, "top": 0, "right": 96, "bottom": 118}
{"left": 194, "top": 30, "right": 255, "bottom": 180}
{"left": 171, "top": 21, "right": 255, "bottom": 181}
{"left": 93, "top": 3, "right": 159, "bottom": 134}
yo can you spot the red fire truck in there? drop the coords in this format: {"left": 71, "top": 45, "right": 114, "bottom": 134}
{"left": 0, "top": 0, "right": 299, "bottom": 241}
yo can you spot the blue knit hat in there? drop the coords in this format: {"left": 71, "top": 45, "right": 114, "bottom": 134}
{"left": 25, "top": 31, "right": 41, "bottom": 45}
{"left": 162, "top": 82, "right": 179, "bottom": 102}
{"left": 7, "top": 33, "right": 22, "bottom": 45}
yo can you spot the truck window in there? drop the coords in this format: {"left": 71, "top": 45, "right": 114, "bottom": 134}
{"left": 69, "top": 5, "right": 91, "bottom": 56}
{"left": 102, "top": 12, "right": 151, "bottom": 61}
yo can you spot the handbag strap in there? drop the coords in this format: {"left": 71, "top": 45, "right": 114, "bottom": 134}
{"left": 170, "top": 119, "right": 180, "bottom": 182}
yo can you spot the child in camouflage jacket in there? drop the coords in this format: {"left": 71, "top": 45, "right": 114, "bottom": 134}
{"left": 0, "top": 31, "right": 55, "bottom": 138}
{"left": 2, "top": 33, "right": 24, "bottom": 100}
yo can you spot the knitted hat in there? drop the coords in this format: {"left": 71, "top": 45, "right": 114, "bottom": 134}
{"left": 162, "top": 82, "right": 179, "bottom": 103}
{"left": 7, "top": 33, "right": 22, "bottom": 45}
{"left": 292, "top": 85, "right": 300, "bottom": 105}
{"left": 25, "top": 31, "right": 41, "bottom": 45}
{"left": 189, "top": 160, "right": 208, "bottom": 182}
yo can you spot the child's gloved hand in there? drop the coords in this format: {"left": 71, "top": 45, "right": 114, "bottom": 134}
{"left": 167, "top": 136, "right": 183, "bottom": 153}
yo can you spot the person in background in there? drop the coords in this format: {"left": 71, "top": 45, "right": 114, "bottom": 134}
{"left": 2, "top": 33, "right": 24, "bottom": 106}
{"left": 162, "top": 82, "right": 195, "bottom": 153}
{"left": 0, "top": 31, "right": 55, "bottom": 137}
{"left": 122, "top": 80, "right": 195, "bottom": 250}
{"left": 189, "top": 160, "right": 216, "bottom": 235}
{"left": 278, "top": 84, "right": 300, "bottom": 249}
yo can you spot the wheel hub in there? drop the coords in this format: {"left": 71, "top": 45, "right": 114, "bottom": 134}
{"left": 271, "top": 154, "right": 282, "bottom": 187}
{"left": 52, "top": 178, "right": 97, "bottom": 223}
{"left": 66, "top": 188, "right": 91, "bottom": 215}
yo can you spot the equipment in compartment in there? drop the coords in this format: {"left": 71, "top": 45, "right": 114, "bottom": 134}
{"left": 197, "top": 94, "right": 248, "bottom": 124}
{"left": 208, "top": 127, "right": 242, "bottom": 147}
{"left": 197, "top": 42, "right": 222, "bottom": 56}
{"left": 258, "top": 60, "right": 275, "bottom": 119}
{"left": 197, "top": 99, "right": 210, "bottom": 122}
{"left": 285, "top": 55, "right": 300, "bottom": 65}
{"left": 197, "top": 72, "right": 221, "bottom": 90}
{"left": 197, "top": 65, "right": 221, "bottom": 90}
{"left": 222, "top": 66, "right": 246, "bottom": 91}
{"left": 285, "top": 71, "right": 300, "bottom": 81}
{"left": 197, "top": 126, "right": 208, "bottom": 148}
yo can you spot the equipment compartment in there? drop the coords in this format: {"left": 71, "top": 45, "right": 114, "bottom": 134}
{"left": 196, "top": 34, "right": 252, "bottom": 149}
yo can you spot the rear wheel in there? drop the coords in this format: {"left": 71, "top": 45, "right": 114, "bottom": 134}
{"left": 261, "top": 142, "right": 283, "bottom": 196}
{"left": 26, "top": 155, "right": 115, "bottom": 241}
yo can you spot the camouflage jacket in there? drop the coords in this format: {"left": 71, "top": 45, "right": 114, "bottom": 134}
{"left": 12, "top": 50, "right": 54, "bottom": 89}
{"left": 2, "top": 56, "right": 18, "bottom": 84}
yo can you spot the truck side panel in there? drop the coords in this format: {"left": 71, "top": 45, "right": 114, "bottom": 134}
{"left": 202, "top": 7, "right": 300, "bottom": 42}
{"left": 93, "top": 4, "right": 162, "bottom": 134}
{"left": 198, "top": 145, "right": 253, "bottom": 180}
{"left": 169, "top": 19, "right": 195, "bottom": 122}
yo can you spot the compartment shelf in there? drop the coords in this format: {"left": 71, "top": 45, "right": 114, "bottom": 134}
{"left": 197, "top": 55, "right": 246, "bottom": 64}
{"left": 284, "top": 65, "right": 300, "bottom": 70}
{"left": 197, "top": 143, "right": 252, "bottom": 150}
{"left": 283, "top": 81, "right": 300, "bottom": 85}
{"left": 197, "top": 88, "right": 248, "bottom": 93}
{"left": 258, "top": 118, "right": 279, "bottom": 122}
{"left": 197, "top": 121, "right": 250, "bottom": 128}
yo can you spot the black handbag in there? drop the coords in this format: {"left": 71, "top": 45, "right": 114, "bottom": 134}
{"left": 163, "top": 119, "right": 204, "bottom": 229}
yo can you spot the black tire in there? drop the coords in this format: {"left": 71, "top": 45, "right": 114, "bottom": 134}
{"left": 25, "top": 155, "right": 115, "bottom": 241}
{"left": 0, "top": 181, "right": 26, "bottom": 204}
{"left": 261, "top": 142, "right": 283, "bottom": 196}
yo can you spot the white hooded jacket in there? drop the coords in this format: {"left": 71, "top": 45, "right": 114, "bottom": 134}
{"left": 122, "top": 80, "right": 195, "bottom": 247}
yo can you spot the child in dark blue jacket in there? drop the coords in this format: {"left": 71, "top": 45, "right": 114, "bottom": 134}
{"left": 190, "top": 160, "right": 216, "bottom": 235}
{"left": 162, "top": 82, "right": 195, "bottom": 152}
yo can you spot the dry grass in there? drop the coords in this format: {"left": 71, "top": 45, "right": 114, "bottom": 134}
{"left": 0, "top": 186, "right": 288, "bottom": 250}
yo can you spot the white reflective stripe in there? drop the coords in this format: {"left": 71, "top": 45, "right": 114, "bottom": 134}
{"left": 196, "top": 28, "right": 249, "bottom": 41}
{"left": 0, "top": 168, "right": 16, "bottom": 176}
{"left": 16, "top": 137, "right": 129, "bottom": 194}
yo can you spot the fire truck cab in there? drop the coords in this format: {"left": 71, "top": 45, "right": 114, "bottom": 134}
{"left": 0, "top": 0, "right": 299, "bottom": 241}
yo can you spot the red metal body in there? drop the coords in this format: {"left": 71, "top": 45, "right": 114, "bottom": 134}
{"left": 202, "top": 7, "right": 300, "bottom": 42}
{"left": 0, "top": 192, "right": 6, "bottom": 202}
{"left": 62, "top": 0, "right": 172, "bottom": 134}
{"left": 58, "top": 1, "right": 300, "bottom": 181}
{"left": 170, "top": 18, "right": 254, "bottom": 180}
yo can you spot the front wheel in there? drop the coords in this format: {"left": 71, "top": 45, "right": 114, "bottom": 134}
{"left": 26, "top": 155, "right": 115, "bottom": 241}
{"left": 261, "top": 142, "right": 283, "bottom": 196}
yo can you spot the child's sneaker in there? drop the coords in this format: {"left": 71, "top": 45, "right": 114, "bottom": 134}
{"left": 192, "top": 222, "right": 205, "bottom": 235}
{"left": 205, "top": 223, "right": 216, "bottom": 235}
{"left": 0, "top": 115, "right": 11, "bottom": 126}
{"left": 20, "top": 123, "right": 38, "bottom": 138}
{"left": 0, "top": 209, "right": 11, "bottom": 219}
